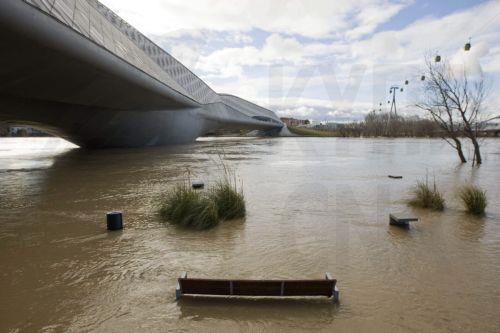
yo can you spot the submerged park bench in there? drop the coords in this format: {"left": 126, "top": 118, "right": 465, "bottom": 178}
{"left": 389, "top": 213, "right": 418, "bottom": 226}
{"left": 175, "top": 272, "right": 339, "bottom": 303}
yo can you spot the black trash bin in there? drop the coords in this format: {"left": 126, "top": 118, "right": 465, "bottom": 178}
{"left": 107, "top": 211, "right": 123, "bottom": 230}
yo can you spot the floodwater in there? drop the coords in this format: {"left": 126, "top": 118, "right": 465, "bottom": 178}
{"left": 0, "top": 137, "right": 499, "bottom": 332}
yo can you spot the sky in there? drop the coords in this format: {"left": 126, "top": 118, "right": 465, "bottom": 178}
{"left": 100, "top": 0, "right": 500, "bottom": 122}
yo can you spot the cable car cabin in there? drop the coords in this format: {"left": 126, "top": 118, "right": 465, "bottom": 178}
{"left": 465, "top": 42, "right": 471, "bottom": 51}
{"left": 421, "top": 75, "right": 425, "bottom": 81}
{"left": 405, "top": 80, "right": 409, "bottom": 85}
{"left": 435, "top": 55, "right": 441, "bottom": 62}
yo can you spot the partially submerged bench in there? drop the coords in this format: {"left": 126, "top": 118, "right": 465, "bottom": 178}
{"left": 176, "top": 272, "right": 339, "bottom": 303}
{"left": 390, "top": 214, "right": 418, "bottom": 226}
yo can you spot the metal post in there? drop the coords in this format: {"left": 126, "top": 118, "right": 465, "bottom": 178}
{"left": 385, "top": 86, "right": 400, "bottom": 136}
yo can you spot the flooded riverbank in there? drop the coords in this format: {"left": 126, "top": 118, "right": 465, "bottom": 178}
{"left": 1, "top": 137, "right": 499, "bottom": 332}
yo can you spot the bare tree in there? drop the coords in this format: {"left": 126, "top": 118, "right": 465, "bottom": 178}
{"left": 416, "top": 57, "right": 488, "bottom": 164}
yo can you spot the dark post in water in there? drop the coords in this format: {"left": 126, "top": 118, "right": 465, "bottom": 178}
{"left": 106, "top": 211, "right": 123, "bottom": 230}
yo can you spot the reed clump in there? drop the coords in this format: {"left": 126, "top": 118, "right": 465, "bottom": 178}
{"left": 458, "top": 184, "right": 487, "bottom": 216}
{"left": 158, "top": 156, "right": 246, "bottom": 229}
{"left": 211, "top": 180, "right": 246, "bottom": 220}
{"left": 159, "top": 183, "right": 219, "bottom": 230}
{"left": 408, "top": 180, "right": 445, "bottom": 211}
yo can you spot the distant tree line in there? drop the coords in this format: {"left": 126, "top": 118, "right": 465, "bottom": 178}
{"left": 334, "top": 111, "right": 439, "bottom": 137}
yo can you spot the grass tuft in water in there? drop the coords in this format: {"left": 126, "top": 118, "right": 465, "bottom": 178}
{"left": 408, "top": 180, "right": 445, "bottom": 211}
{"left": 159, "top": 183, "right": 219, "bottom": 229}
{"left": 158, "top": 154, "right": 247, "bottom": 229}
{"left": 458, "top": 184, "right": 487, "bottom": 216}
{"left": 210, "top": 180, "right": 246, "bottom": 220}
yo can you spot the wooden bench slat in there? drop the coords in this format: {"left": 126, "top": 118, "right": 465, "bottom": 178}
{"left": 233, "top": 280, "right": 282, "bottom": 296}
{"left": 180, "top": 279, "right": 230, "bottom": 295}
{"left": 283, "top": 281, "right": 334, "bottom": 296}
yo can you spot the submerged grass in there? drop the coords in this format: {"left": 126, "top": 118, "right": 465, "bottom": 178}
{"left": 408, "top": 180, "right": 445, "bottom": 211}
{"left": 158, "top": 156, "right": 246, "bottom": 229}
{"left": 458, "top": 184, "right": 487, "bottom": 216}
{"left": 159, "top": 183, "right": 219, "bottom": 229}
{"left": 211, "top": 180, "right": 246, "bottom": 220}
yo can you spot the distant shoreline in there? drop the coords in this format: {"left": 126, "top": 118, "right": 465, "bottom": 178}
{"left": 287, "top": 126, "right": 499, "bottom": 138}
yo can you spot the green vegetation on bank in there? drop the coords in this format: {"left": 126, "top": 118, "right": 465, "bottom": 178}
{"left": 458, "top": 184, "right": 487, "bottom": 215}
{"left": 288, "top": 126, "right": 340, "bottom": 137}
{"left": 288, "top": 112, "right": 441, "bottom": 138}
{"left": 408, "top": 180, "right": 445, "bottom": 211}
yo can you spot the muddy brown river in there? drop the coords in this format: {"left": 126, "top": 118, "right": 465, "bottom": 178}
{"left": 1, "top": 137, "right": 499, "bottom": 332}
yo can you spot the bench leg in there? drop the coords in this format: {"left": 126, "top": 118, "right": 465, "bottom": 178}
{"left": 326, "top": 272, "right": 339, "bottom": 303}
{"left": 176, "top": 271, "right": 187, "bottom": 300}
{"left": 333, "top": 285, "right": 340, "bottom": 303}
{"left": 175, "top": 286, "right": 182, "bottom": 300}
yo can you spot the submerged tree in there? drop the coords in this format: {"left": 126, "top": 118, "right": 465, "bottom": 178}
{"left": 416, "top": 56, "right": 488, "bottom": 165}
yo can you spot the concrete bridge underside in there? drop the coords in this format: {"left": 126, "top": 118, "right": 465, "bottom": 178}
{"left": 0, "top": 0, "right": 283, "bottom": 148}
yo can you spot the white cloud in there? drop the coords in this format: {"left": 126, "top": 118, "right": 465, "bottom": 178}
{"left": 261, "top": 34, "right": 304, "bottom": 64}
{"left": 193, "top": 1, "right": 500, "bottom": 82}
{"left": 273, "top": 100, "right": 374, "bottom": 122}
{"left": 225, "top": 32, "right": 253, "bottom": 44}
{"left": 100, "top": 0, "right": 410, "bottom": 39}
{"left": 169, "top": 43, "right": 201, "bottom": 68}
{"left": 350, "top": 1, "right": 500, "bottom": 66}
{"left": 276, "top": 106, "right": 315, "bottom": 119}
{"left": 192, "top": 34, "right": 308, "bottom": 78}
{"left": 483, "top": 56, "right": 500, "bottom": 73}
{"left": 345, "top": 2, "right": 408, "bottom": 40}
{"left": 450, "top": 41, "right": 490, "bottom": 76}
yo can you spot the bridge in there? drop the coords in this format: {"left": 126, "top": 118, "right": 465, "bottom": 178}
{"left": 0, "top": 0, "right": 284, "bottom": 148}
